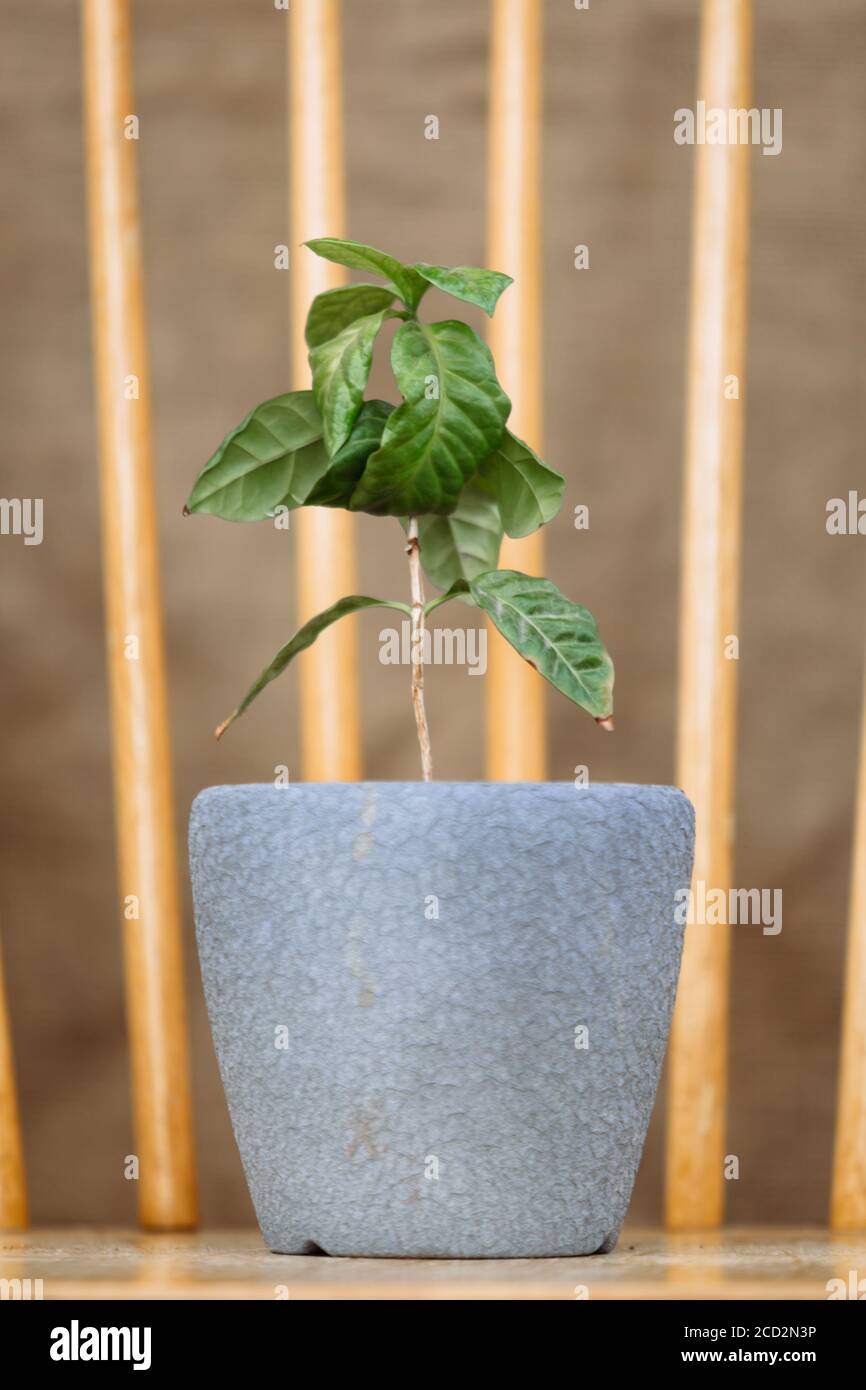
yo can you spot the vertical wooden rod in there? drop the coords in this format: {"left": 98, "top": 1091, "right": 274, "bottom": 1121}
{"left": 485, "top": 0, "right": 546, "bottom": 781}
{"left": 288, "top": 0, "right": 361, "bottom": 782}
{"left": 665, "top": 0, "right": 752, "bottom": 1230}
{"left": 831, "top": 649, "right": 866, "bottom": 1229}
{"left": 82, "top": 0, "right": 197, "bottom": 1229}
{"left": 0, "top": 945, "right": 27, "bottom": 1230}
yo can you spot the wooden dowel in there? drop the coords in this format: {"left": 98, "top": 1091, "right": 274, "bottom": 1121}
{"left": 82, "top": 0, "right": 197, "bottom": 1229}
{"left": 485, "top": 0, "right": 546, "bottom": 782}
{"left": 288, "top": 0, "right": 361, "bottom": 782}
{"left": 665, "top": 0, "right": 752, "bottom": 1230}
{"left": 831, "top": 649, "right": 866, "bottom": 1229}
{"left": 0, "top": 944, "right": 27, "bottom": 1230}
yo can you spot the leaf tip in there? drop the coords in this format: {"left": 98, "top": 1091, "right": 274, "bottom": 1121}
{"left": 595, "top": 715, "right": 615, "bottom": 733}
{"left": 182, "top": 504, "right": 191, "bottom": 517}
{"left": 214, "top": 715, "right": 234, "bottom": 741}
{"left": 489, "top": 278, "right": 515, "bottom": 310}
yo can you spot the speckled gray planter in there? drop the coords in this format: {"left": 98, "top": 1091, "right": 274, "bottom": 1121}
{"left": 190, "top": 782, "right": 694, "bottom": 1258}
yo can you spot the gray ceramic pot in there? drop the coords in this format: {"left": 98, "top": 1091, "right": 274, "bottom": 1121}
{"left": 190, "top": 781, "right": 694, "bottom": 1258}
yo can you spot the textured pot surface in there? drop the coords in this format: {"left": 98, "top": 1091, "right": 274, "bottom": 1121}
{"left": 190, "top": 782, "right": 694, "bottom": 1257}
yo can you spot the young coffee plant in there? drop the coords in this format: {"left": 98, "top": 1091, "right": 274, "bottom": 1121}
{"left": 186, "top": 238, "right": 614, "bottom": 778}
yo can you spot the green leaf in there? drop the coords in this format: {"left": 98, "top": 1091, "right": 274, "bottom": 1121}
{"left": 305, "top": 284, "right": 395, "bottom": 349}
{"left": 305, "top": 237, "right": 428, "bottom": 310}
{"left": 186, "top": 391, "right": 327, "bottom": 522}
{"left": 309, "top": 308, "right": 390, "bottom": 456}
{"left": 349, "top": 319, "right": 511, "bottom": 517}
{"left": 305, "top": 400, "right": 393, "bottom": 507}
{"left": 478, "top": 430, "right": 565, "bottom": 537}
{"left": 412, "top": 263, "right": 513, "bottom": 316}
{"left": 215, "top": 594, "right": 411, "bottom": 739}
{"left": 410, "top": 480, "right": 502, "bottom": 591}
{"left": 469, "top": 570, "right": 614, "bottom": 722}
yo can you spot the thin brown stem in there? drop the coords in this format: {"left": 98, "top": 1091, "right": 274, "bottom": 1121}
{"left": 405, "top": 517, "right": 433, "bottom": 781}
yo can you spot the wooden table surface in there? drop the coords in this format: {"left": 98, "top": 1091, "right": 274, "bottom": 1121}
{"left": 2, "top": 1228, "right": 864, "bottom": 1300}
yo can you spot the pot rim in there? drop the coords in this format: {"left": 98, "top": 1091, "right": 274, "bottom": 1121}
{"left": 193, "top": 779, "right": 689, "bottom": 792}
{"left": 190, "top": 780, "right": 694, "bottom": 816}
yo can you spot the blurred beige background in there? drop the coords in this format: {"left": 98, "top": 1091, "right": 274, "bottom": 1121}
{"left": 2, "top": 0, "right": 865, "bottom": 1228}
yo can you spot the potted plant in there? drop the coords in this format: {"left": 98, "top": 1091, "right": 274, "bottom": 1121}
{"left": 186, "top": 238, "right": 695, "bottom": 1258}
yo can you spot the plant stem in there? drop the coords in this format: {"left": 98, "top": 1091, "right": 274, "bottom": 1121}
{"left": 405, "top": 517, "right": 433, "bottom": 781}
